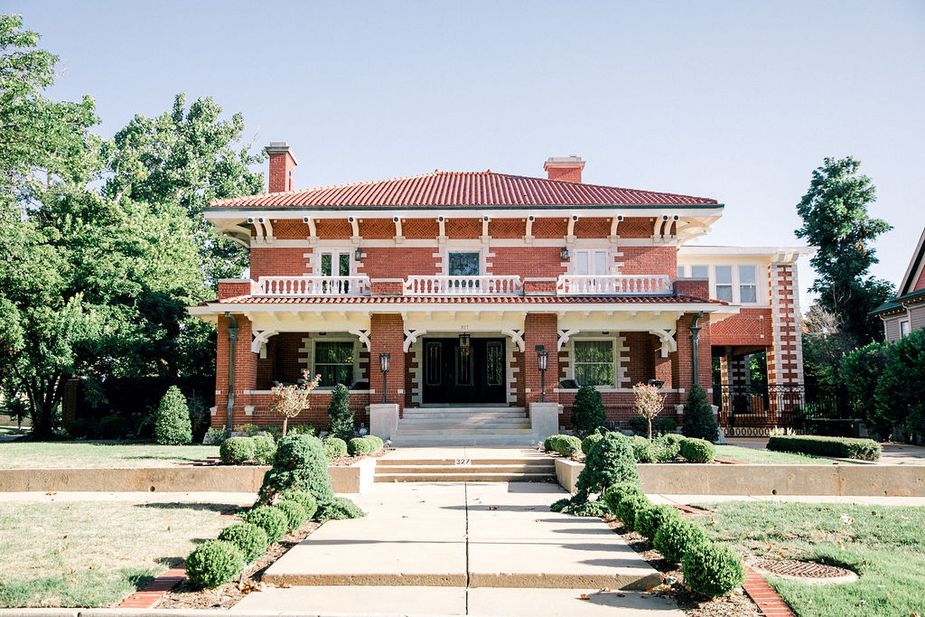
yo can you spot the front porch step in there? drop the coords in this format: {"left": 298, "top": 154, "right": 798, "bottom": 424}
{"left": 373, "top": 456, "right": 556, "bottom": 482}
{"left": 389, "top": 435, "right": 541, "bottom": 447}
{"left": 375, "top": 472, "right": 554, "bottom": 482}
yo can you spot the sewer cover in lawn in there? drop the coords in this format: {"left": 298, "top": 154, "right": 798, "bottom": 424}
{"left": 752, "top": 558, "right": 858, "bottom": 584}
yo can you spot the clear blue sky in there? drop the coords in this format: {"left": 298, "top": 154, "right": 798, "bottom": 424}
{"left": 6, "top": 0, "right": 925, "bottom": 308}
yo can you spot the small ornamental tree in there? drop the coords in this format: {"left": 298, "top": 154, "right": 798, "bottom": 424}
{"left": 682, "top": 384, "right": 718, "bottom": 442}
{"left": 269, "top": 370, "right": 321, "bottom": 437}
{"left": 571, "top": 385, "right": 606, "bottom": 438}
{"left": 552, "top": 431, "right": 639, "bottom": 515}
{"left": 633, "top": 382, "right": 665, "bottom": 440}
{"left": 154, "top": 386, "right": 192, "bottom": 445}
{"left": 327, "top": 383, "right": 354, "bottom": 441}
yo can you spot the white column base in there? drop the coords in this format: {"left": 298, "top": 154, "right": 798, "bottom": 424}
{"left": 369, "top": 403, "right": 400, "bottom": 440}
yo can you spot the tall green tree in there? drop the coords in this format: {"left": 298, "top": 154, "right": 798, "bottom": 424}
{"left": 795, "top": 157, "right": 894, "bottom": 344}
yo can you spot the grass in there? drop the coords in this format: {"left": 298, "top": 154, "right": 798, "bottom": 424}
{"left": 714, "top": 444, "right": 838, "bottom": 465}
{"left": 0, "top": 426, "right": 26, "bottom": 436}
{"left": 693, "top": 501, "right": 925, "bottom": 617}
{"left": 0, "top": 499, "right": 239, "bottom": 607}
{"left": 0, "top": 441, "right": 219, "bottom": 469}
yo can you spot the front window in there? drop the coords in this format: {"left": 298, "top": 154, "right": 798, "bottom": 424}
{"left": 574, "top": 250, "right": 609, "bottom": 275}
{"left": 715, "top": 265, "right": 733, "bottom": 302}
{"left": 448, "top": 252, "right": 480, "bottom": 276}
{"left": 738, "top": 265, "right": 758, "bottom": 304}
{"left": 900, "top": 320, "right": 911, "bottom": 338}
{"left": 314, "top": 341, "right": 354, "bottom": 387}
{"left": 573, "top": 340, "right": 614, "bottom": 387}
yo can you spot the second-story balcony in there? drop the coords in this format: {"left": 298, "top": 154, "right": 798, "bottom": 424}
{"left": 556, "top": 274, "right": 672, "bottom": 296}
{"left": 253, "top": 275, "right": 371, "bottom": 297}
{"left": 404, "top": 275, "right": 524, "bottom": 297}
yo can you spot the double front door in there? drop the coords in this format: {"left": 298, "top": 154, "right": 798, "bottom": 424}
{"left": 421, "top": 337, "right": 506, "bottom": 404}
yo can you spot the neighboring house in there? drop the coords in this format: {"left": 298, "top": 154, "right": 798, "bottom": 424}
{"left": 190, "top": 144, "right": 809, "bottom": 442}
{"left": 873, "top": 227, "right": 925, "bottom": 342}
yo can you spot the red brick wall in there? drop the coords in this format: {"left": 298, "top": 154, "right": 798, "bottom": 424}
{"left": 673, "top": 313, "right": 713, "bottom": 392}
{"left": 357, "top": 247, "right": 438, "bottom": 279}
{"left": 214, "top": 314, "right": 256, "bottom": 429}
{"left": 218, "top": 280, "right": 251, "bottom": 299}
{"left": 271, "top": 220, "right": 307, "bottom": 239}
{"left": 315, "top": 219, "right": 352, "bottom": 239}
{"left": 370, "top": 314, "right": 406, "bottom": 412}
{"left": 618, "top": 246, "right": 676, "bottom": 277}
{"left": 358, "top": 218, "right": 394, "bottom": 239}
{"left": 251, "top": 247, "right": 310, "bottom": 278}
{"left": 255, "top": 334, "right": 305, "bottom": 389}
{"left": 709, "top": 308, "right": 773, "bottom": 347}
{"left": 574, "top": 218, "right": 611, "bottom": 238}
{"left": 240, "top": 391, "right": 371, "bottom": 432}
{"left": 523, "top": 314, "right": 558, "bottom": 404}
{"left": 546, "top": 166, "right": 583, "bottom": 183}
{"left": 489, "top": 247, "right": 566, "bottom": 279}
{"left": 619, "top": 217, "right": 655, "bottom": 238}
{"left": 268, "top": 151, "right": 296, "bottom": 193}
{"left": 490, "top": 219, "right": 526, "bottom": 239}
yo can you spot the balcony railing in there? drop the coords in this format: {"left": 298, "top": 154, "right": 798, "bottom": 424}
{"left": 556, "top": 274, "right": 672, "bottom": 296}
{"left": 253, "top": 276, "right": 371, "bottom": 297}
{"left": 404, "top": 275, "right": 523, "bottom": 297}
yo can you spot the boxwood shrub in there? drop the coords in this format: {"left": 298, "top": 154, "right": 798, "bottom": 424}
{"left": 185, "top": 539, "right": 244, "bottom": 588}
{"left": 281, "top": 489, "right": 318, "bottom": 520}
{"left": 544, "top": 434, "right": 582, "bottom": 457}
{"left": 581, "top": 432, "right": 604, "bottom": 455}
{"left": 275, "top": 500, "right": 308, "bottom": 532}
{"left": 217, "top": 522, "right": 268, "bottom": 563}
{"left": 635, "top": 504, "right": 680, "bottom": 540}
{"left": 252, "top": 435, "right": 277, "bottom": 465}
{"left": 680, "top": 437, "right": 715, "bottom": 463}
{"left": 602, "top": 481, "right": 644, "bottom": 516}
{"left": 365, "top": 435, "right": 384, "bottom": 452}
{"left": 653, "top": 516, "right": 708, "bottom": 563}
{"left": 220, "top": 436, "right": 256, "bottom": 465}
{"left": 631, "top": 436, "right": 655, "bottom": 463}
{"left": 323, "top": 436, "right": 348, "bottom": 460}
{"left": 767, "top": 435, "right": 881, "bottom": 461}
{"left": 614, "top": 493, "right": 649, "bottom": 531}
{"left": 682, "top": 541, "right": 745, "bottom": 597}
{"left": 347, "top": 436, "right": 374, "bottom": 456}
{"left": 242, "top": 505, "right": 288, "bottom": 543}
{"left": 316, "top": 496, "right": 367, "bottom": 522}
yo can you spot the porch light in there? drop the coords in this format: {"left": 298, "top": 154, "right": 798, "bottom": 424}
{"left": 379, "top": 353, "right": 390, "bottom": 404}
{"left": 459, "top": 332, "right": 471, "bottom": 357}
{"left": 354, "top": 247, "right": 363, "bottom": 261}
{"left": 536, "top": 345, "right": 549, "bottom": 403}
{"left": 560, "top": 247, "right": 570, "bottom": 261}
{"left": 647, "top": 379, "right": 665, "bottom": 389}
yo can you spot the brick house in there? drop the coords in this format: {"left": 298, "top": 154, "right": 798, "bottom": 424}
{"left": 873, "top": 227, "right": 925, "bottom": 342}
{"left": 190, "top": 144, "right": 809, "bottom": 443}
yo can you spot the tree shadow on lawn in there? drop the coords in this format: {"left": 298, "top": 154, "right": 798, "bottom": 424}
{"left": 134, "top": 502, "right": 241, "bottom": 516}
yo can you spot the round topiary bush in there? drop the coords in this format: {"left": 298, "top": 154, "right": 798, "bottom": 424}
{"left": 566, "top": 499, "right": 609, "bottom": 517}
{"left": 323, "top": 437, "right": 348, "bottom": 460}
{"left": 680, "top": 438, "right": 716, "bottom": 463}
{"left": 574, "top": 431, "right": 639, "bottom": 498}
{"left": 551, "top": 435, "right": 582, "bottom": 457}
{"left": 242, "top": 505, "right": 289, "bottom": 543}
{"left": 634, "top": 504, "right": 680, "bottom": 540}
{"left": 220, "top": 436, "right": 256, "bottom": 465}
{"left": 364, "top": 435, "right": 384, "bottom": 452}
{"left": 653, "top": 434, "right": 682, "bottom": 461}
{"left": 631, "top": 436, "right": 656, "bottom": 463}
{"left": 602, "top": 481, "right": 644, "bottom": 516}
{"left": 682, "top": 541, "right": 745, "bottom": 597}
{"left": 281, "top": 489, "right": 318, "bottom": 520}
{"left": 252, "top": 435, "right": 276, "bottom": 465}
{"left": 275, "top": 500, "right": 308, "bottom": 532}
{"left": 257, "top": 434, "right": 335, "bottom": 505}
{"left": 185, "top": 539, "right": 244, "bottom": 588}
{"left": 653, "top": 516, "right": 708, "bottom": 563}
{"left": 615, "top": 493, "right": 649, "bottom": 531}
{"left": 154, "top": 386, "right": 193, "bottom": 445}
{"left": 347, "top": 436, "right": 374, "bottom": 456}
{"left": 581, "top": 432, "right": 604, "bottom": 455}
{"left": 217, "top": 522, "right": 268, "bottom": 563}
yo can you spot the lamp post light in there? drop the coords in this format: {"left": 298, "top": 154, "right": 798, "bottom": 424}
{"left": 379, "top": 353, "right": 390, "bottom": 404}
{"left": 647, "top": 379, "right": 665, "bottom": 389}
{"left": 536, "top": 345, "right": 549, "bottom": 403}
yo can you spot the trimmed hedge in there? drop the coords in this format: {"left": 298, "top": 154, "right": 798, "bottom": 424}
{"left": 252, "top": 435, "right": 277, "bottom": 465}
{"left": 767, "top": 435, "right": 881, "bottom": 461}
{"left": 280, "top": 489, "right": 318, "bottom": 520}
{"left": 653, "top": 516, "right": 708, "bottom": 563}
{"left": 544, "top": 434, "right": 583, "bottom": 458}
{"left": 680, "top": 438, "right": 715, "bottom": 463}
{"left": 635, "top": 504, "right": 680, "bottom": 540}
{"left": 185, "top": 539, "right": 244, "bottom": 588}
{"left": 571, "top": 384, "right": 606, "bottom": 438}
{"left": 682, "top": 541, "right": 745, "bottom": 597}
{"left": 316, "top": 496, "right": 367, "bottom": 521}
{"left": 614, "top": 493, "right": 649, "bottom": 531}
{"left": 242, "top": 505, "right": 288, "bottom": 543}
{"left": 217, "top": 523, "right": 268, "bottom": 563}
{"left": 581, "top": 432, "right": 604, "bottom": 455}
{"left": 602, "top": 481, "right": 644, "bottom": 516}
{"left": 220, "top": 436, "right": 256, "bottom": 465}
{"left": 323, "top": 437, "right": 348, "bottom": 460}
{"left": 275, "top": 500, "right": 308, "bottom": 532}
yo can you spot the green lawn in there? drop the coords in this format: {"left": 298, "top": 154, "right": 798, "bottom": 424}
{"left": 714, "top": 444, "right": 838, "bottom": 465}
{"left": 0, "top": 499, "right": 238, "bottom": 607}
{"left": 0, "top": 441, "right": 219, "bottom": 469}
{"left": 0, "top": 426, "right": 26, "bottom": 436}
{"left": 693, "top": 501, "right": 925, "bottom": 617}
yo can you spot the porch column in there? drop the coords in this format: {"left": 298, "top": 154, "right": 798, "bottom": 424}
{"left": 674, "top": 312, "right": 712, "bottom": 395}
{"left": 523, "top": 313, "right": 559, "bottom": 405}
{"left": 215, "top": 314, "right": 256, "bottom": 430}
{"left": 369, "top": 313, "right": 406, "bottom": 413}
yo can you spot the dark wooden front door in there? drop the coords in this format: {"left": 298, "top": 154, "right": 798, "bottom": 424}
{"left": 421, "top": 337, "right": 506, "bottom": 404}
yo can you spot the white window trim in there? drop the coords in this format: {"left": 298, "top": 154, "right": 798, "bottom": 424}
{"left": 439, "top": 242, "right": 489, "bottom": 276}
{"left": 570, "top": 249, "right": 613, "bottom": 275}
{"left": 567, "top": 336, "right": 625, "bottom": 388}
{"left": 314, "top": 249, "right": 356, "bottom": 277}
{"left": 677, "top": 263, "right": 766, "bottom": 306}
{"left": 311, "top": 337, "right": 361, "bottom": 389}
{"left": 900, "top": 319, "right": 911, "bottom": 338}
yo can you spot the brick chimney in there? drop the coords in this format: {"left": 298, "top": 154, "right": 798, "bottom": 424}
{"left": 544, "top": 156, "right": 585, "bottom": 183}
{"left": 265, "top": 142, "right": 298, "bottom": 193}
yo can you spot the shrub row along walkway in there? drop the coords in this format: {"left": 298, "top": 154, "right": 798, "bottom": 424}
{"left": 233, "top": 482, "right": 682, "bottom": 616}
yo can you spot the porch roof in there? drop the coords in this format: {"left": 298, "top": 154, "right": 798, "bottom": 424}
{"left": 207, "top": 293, "right": 721, "bottom": 306}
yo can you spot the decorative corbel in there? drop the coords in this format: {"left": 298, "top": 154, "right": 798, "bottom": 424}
{"left": 403, "top": 328, "right": 426, "bottom": 352}
{"left": 609, "top": 215, "right": 623, "bottom": 242}
{"left": 650, "top": 328, "right": 677, "bottom": 358}
{"left": 557, "top": 329, "right": 579, "bottom": 351}
{"left": 302, "top": 217, "right": 317, "bottom": 244}
{"left": 349, "top": 328, "right": 371, "bottom": 351}
{"left": 524, "top": 216, "right": 535, "bottom": 244}
{"left": 501, "top": 328, "right": 526, "bottom": 353}
{"left": 258, "top": 217, "right": 274, "bottom": 242}
{"left": 481, "top": 216, "right": 491, "bottom": 244}
{"left": 653, "top": 215, "right": 668, "bottom": 238}
{"left": 251, "top": 329, "right": 279, "bottom": 358}
{"left": 437, "top": 216, "right": 447, "bottom": 244}
{"left": 566, "top": 214, "right": 579, "bottom": 243}
{"left": 348, "top": 216, "right": 360, "bottom": 245}
{"left": 393, "top": 216, "right": 404, "bottom": 243}
{"left": 247, "top": 217, "right": 265, "bottom": 241}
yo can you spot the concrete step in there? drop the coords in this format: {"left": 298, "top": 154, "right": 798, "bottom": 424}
{"left": 377, "top": 459, "right": 552, "bottom": 467}
{"left": 376, "top": 464, "right": 554, "bottom": 474}
{"left": 406, "top": 406, "right": 525, "bottom": 413}
{"left": 396, "top": 423, "right": 531, "bottom": 430}
{"left": 374, "top": 472, "right": 554, "bottom": 482}
{"left": 394, "top": 429, "right": 535, "bottom": 436}
{"left": 390, "top": 435, "right": 541, "bottom": 446}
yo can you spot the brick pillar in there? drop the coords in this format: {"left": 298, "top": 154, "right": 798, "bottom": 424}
{"left": 523, "top": 313, "right": 559, "bottom": 405}
{"left": 214, "top": 314, "right": 256, "bottom": 429}
{"left": 768, "top": 261, "right": 804, "bottom": 422}
{"left": 654, "top": 343, "right": 673, "bottom": 388}
{"left": 674, "top": 313, "right": 712, "bottom": 395}
{"left": 369, "top": 314, "right": 406, "bottom": 413}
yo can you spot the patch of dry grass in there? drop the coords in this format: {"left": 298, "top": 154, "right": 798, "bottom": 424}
{"left": 0, "top": 441, "right": 218, "bottom": 469}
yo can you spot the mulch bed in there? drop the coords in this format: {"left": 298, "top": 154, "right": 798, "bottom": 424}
{"left": 604, "top": 516, "right": 762, "bottom": 617}
{"left": 156, "top": 521, "right": 320, "bottom": 609}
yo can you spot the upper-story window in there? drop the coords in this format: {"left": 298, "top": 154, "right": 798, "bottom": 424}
{"left": 715, "top": 266, "right": 734, "bottom": 302}
{"left": 738, "top": 265, "right": 758, "bottom": 303}
{"left": 900, "top": 320, "right": 911, "bottom": 338}
{"left": 691, "top": 265, "right": 709, "bottom": 279}
{"left": 319, "top": 250, "right": 352, "bottom": 276}
{"left": 573, "top": 249, "right": 609, "bottom": 275}
{"left": 448, "top": 252, "right": 480, "bottom": 276}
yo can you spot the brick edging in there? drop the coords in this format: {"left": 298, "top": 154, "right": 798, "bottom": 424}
{"left": 116, "top": 566, "right": 186, "bottom": 608}
{"left": 742, "top": 565, "right": 795, "bottom": 616}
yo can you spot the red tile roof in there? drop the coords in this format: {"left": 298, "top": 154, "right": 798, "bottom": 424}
{"left": 210, "top": 171, "right": 719, "bottom": 209}
{"left": 210, "top": 294, "right": 718, "bottom": 305}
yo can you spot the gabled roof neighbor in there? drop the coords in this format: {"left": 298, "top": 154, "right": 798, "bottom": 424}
{"left": 210, "top": 170, "right": 720, "bottom": 209}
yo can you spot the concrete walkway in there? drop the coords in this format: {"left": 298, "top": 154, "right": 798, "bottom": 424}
{"left": 235, "top": 482, "right": 680, "bottom": 616}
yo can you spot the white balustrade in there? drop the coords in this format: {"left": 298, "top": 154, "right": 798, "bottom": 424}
{"left": 556, "top": 274, "right": 672, "bottom": 296}
{"left": 404, "top": 275, "right": 523, "bottom": 297}
{"left": 253, "top": 276, "right": 371, "bottom": 297}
